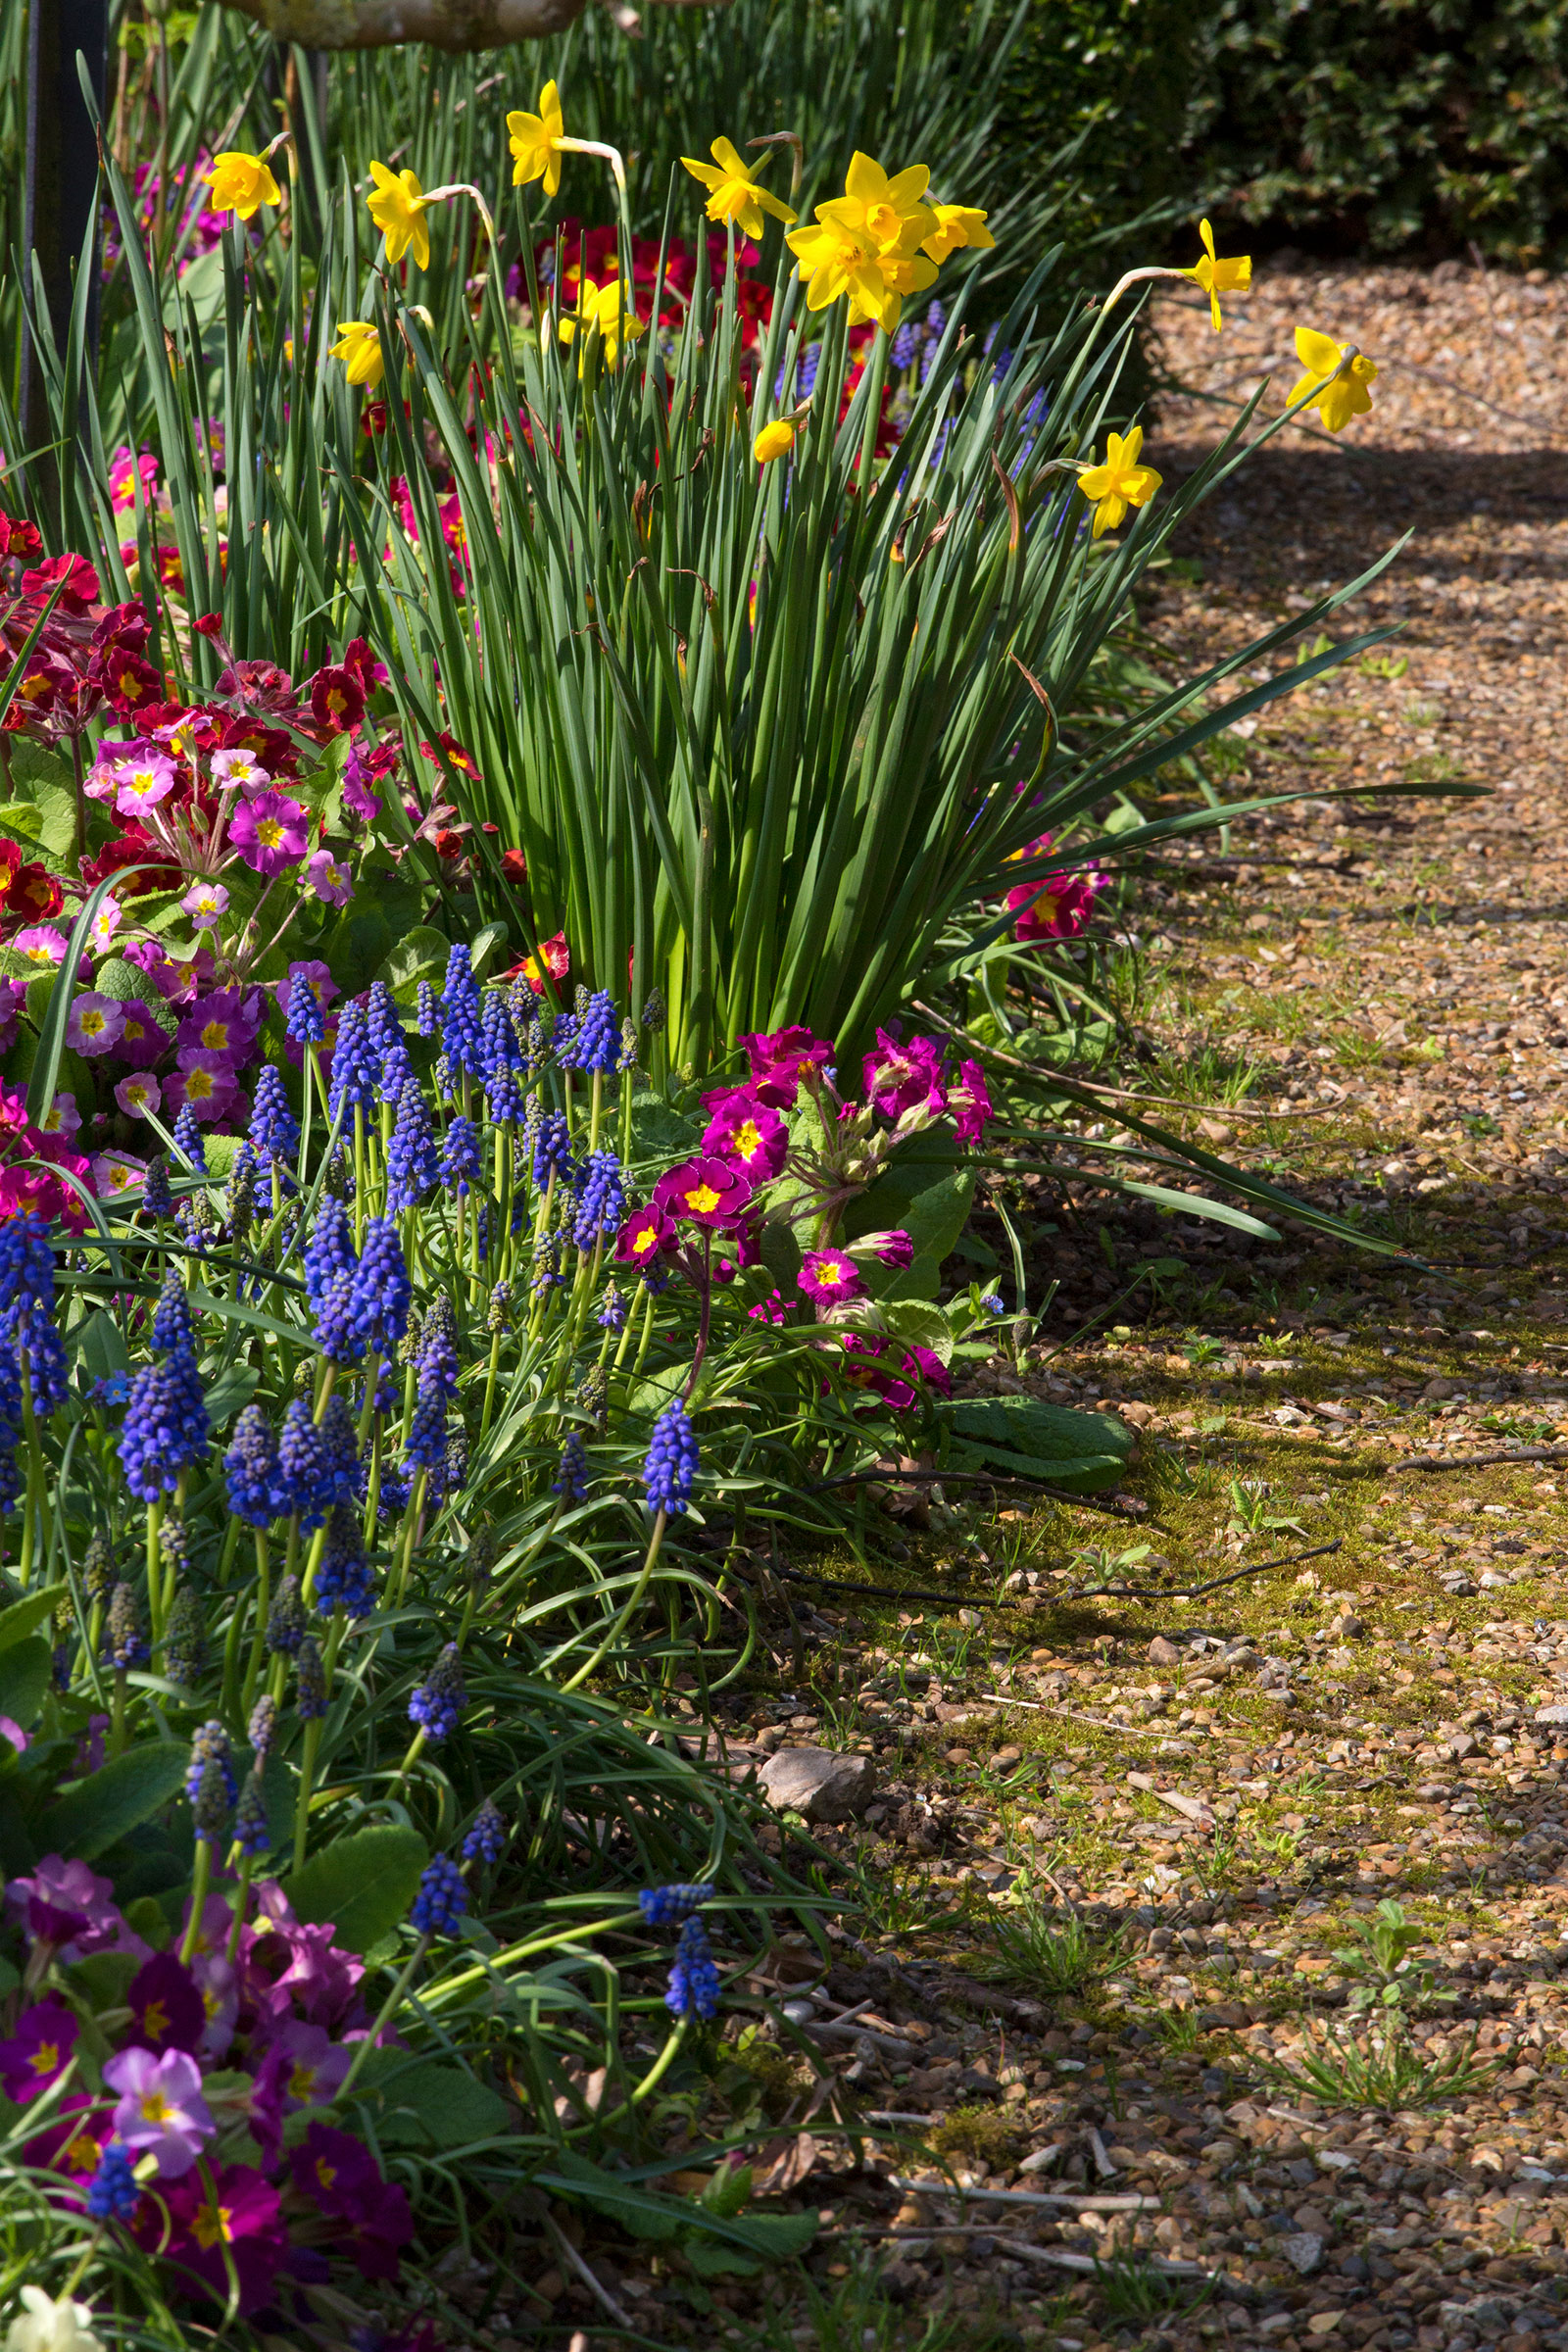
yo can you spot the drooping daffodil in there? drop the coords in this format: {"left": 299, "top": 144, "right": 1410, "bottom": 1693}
{"left": 508, "top": 80, "right": 566, "bottom": 199}
{"left": 754, "top": 419, "right": 797, "bottom": 465}
{"left": 367, "top": 162, "right": 432, "bottom": 270}
{"left": 1181, "top": 218, "right": 1251, "bottom": 333}
{"left": 328, "top": 321, "right": 385, "bottom": 390}
{"left": 1287, "top": 326, "right": 1378, "bottom": 432}
{"left": 203, "top": 150, "right": 280, "bottom": 221}
{"left": 680, "top": 137, "right": 796, "bottom": 237}
{"left": 1078, "top": 426, "right": 1163, "bottom": 538}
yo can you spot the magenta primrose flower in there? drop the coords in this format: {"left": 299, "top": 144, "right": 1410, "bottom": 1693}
{"left": 739, "top": 1023, "right": 834, "bottom": 1107}
{"left": 66, "top": 995, "right": 124, "bottom": 1056}
{"left": 156, "top": 2164, "right": 288, "bottom": 2316}
{"left": 104, "top": 2044, "right": 215, "bottom": 2178}
{"left": 307, "top": 848, "right": 354, "bottom": 906}
{"left": 800, "top": 1248, "right": 865, "bottom": 1303}
{"left": 861, "top": 1028, "right": 946, "bottom": 1118}
{"left": 950, "top": 1056, "right": 993, "bottom": 1145}
{"left": 653, "top": 1154, "right": 754, "bottom": 1230}
{"left": 228, "top": 788, "right": 309, "bottom": 876}
{"left": 115, "top": 1001, "right": 170, "bottom": 1069}
{"left": 210, "top": 748, "right": 271, "bottom": 792}
{"left": 614, "top": 1204, "right": 676, "bottom": 1268}
{"left": 0, "top": 1998, "right": 78, "bottom": 2102}
{"left": 167, "top": 1057, "right": 240, "bottom": 1123}
{"left": 12, "top": 925, "right": 67, "bottom": 969}
{"left": 177, "top": 991, "right": 260, "bottom": 1063}
{"left": 702, "top": 1090, "right": 788, "bottom": 1181}
{"left": 855, "top": 1228, "right": 914, "bottom": 1268}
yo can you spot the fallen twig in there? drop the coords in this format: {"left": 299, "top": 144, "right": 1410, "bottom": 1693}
{"left": 542, "top": 2216, "right": 634, "bottom": 2332}
{"left": 1396, "top": 1445, "right": 1568, "bottom": 1473}
{"left": 1074, "top": 1536, "right": 1342, "bottom": 1600}
{"left": 887, "top": 2177, "right": 1157, "bottom": 2214}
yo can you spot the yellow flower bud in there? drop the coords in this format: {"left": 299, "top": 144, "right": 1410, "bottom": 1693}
{"left": 754, "top": 419, "right": 797, "bottom": 465}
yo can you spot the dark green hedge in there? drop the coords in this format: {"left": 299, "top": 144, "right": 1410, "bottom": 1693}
{"left": 1188, "top": 0, "right": 1568, "bottom": 265}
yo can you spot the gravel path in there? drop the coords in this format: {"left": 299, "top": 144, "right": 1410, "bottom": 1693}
{"left": 470, "top": 266, "right": 1568, "bottom": 2352}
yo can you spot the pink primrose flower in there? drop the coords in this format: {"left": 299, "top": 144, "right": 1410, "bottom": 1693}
{"left": 87, "top": 899, "right": 123, "bottom": 956}
{"left": 12, "top": 926, "right": 67, "bottom": 968}
{"left": 113, "top": 1068, "right": 160, "bottom": 1119}
{"left": 210, "top": 748, "right": 270, "bottom": 792}
{"left": 166, "top": 1057, "right": 241, "bottom": 1122}
{"left": 39, "top": 1092, "right": 81, "bottom": 1142}
{"left": 1004, "top": 834, "right": 1109, "bottom": 943}
{"left": 67, "top": 995, "right": 125, "bottom": 1056}
{"left": 113, "top": 751, "right": 178, "bottom": 818}
{"left": 90, "top": 1151, "right": 147, "bottom": 1198}
{"left": 307, "top": 847, "right": 354, "bottom": 906}
{"left": 182, "top": 879, "right": 230, "bottom": 930}
{"left": 701, "top": 1089, "right": 788, "bottom": 1182}
{"left": 103, "top": 2044, "right": 215, "bottom": 2178}
{"left": 228, "top": 789, "right": 309, "bottom": 877}
{"left": 108, "top": 444, "right": 160, "bottom": 513}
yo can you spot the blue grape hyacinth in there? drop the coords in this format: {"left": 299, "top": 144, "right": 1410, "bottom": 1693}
{"left": 411, "top": 1852, "right": 467, "bottom": 1936}
{"left": 641, "top": 1400, "right": 699, "bottom": 1516}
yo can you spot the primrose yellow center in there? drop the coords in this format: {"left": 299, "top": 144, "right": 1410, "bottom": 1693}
{"left": 124, "top": 1020, "right": 146, "bottom": 1043}
{"left": 685, "top": 1184, "right": 722, "bottom": 1214}
{"left": 24, "top": 947, "right": 54, "bottom": 965}
{"left": 819, "top": 1264, "right": 845, "bottom": 1287}
{"left": 142, "top": 1999, "right": 170, "bottom": 2040}
{"left": 316, "top": 2159, "right": 337, "bottom": 2193}
{"left": 199, "top": 1021, "right": 228, "bottom": 1050}
{"left": 81, "top": 1011, "right": 106, "bottom": 1037}
{"left": 140, "top": 2091, "right": 172, "bottom": 2124}
{"left": 63, "top": 2133, "right": 98, "bottom": 2171}
{"left": 29, "top": 2042, "right": 59, "bottom": 2074}
{"left": 128, "top": 771, "right": 157, "bottom": 798}
{"left": 735, "top": 1121, "right": 761, "bottom": 1158}
{"left": 186, "top": 1072, "right": 216, "bottom": 1102}
{"left": 289, "top": 2062, "right": 318, "bottom": 2099}
{"left": 256, "top": 819, "right": 284, "bottom": 850}
{"left": 192, "top": 2203, "right": 234, "bottom": 2251}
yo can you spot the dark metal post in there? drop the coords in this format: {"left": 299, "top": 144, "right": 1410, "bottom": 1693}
{"left": 21, "top": 0, "right": 110, "bottom": 513}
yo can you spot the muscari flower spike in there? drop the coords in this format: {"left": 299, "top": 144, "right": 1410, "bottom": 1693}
{"left": 553, "top": 1431, "right": 587, "bottom": 1504}
{"left": 328, "top": 997, "right": 381, "bottom": 1116}
{"left": 641, "top": 1400, "right": 699, "bottom": 1517}
{"left": 163, "top": 1586, "right": 207, "bottom": 1688}
{"left": 184, "top": 1719, "right": 237, "bottom": 1810}
{"left": 86, "top": 2140, "right": 140, "bottom": 2224}
{"left": 440, "top": 1114, "right": 480, "bottom": 1196}
{"left": 411, "top": 1852, "right": 467, "bottom": 1937}
{"left": 286, "top": 978, "right": 326, "bottom": 1046}
{"left": 233, "top": 1773, "right": 270, "bottom": 1856}
{"left": 562, "top": 987, "right": 620, "bottom": 1074}
{"left": 386, "top": 1079, "right": 438, "bottom": 1209}
{"left": 347, "top": 1217, "right": 413, "bottom": 1357}
{"left": 408, "top": 1642, "right": 466, "bottom": 1742}
{"left": 224, "top": 1403, "right": 282, "bottom": 1528}
{"left": 247, "top": 1691, "right": 278, "bottom": 1762}
{"left": 665, "top": 1914, "right": 721, "bottom": 2021}
{"left": 267, "top": 1573, "right": 306, "bottom": 1656}
{"left": 251, "top": 1063, "right": 300, "bottom": 1173}
{"left": 638, "top": 1882, "right": 714, "bottom": 1930}
{"left": 416, "top": 1293, "right": 460, "bottom": 1400}
{"left": 105, "top": 1581, "right": 149, "bottom": 1670}
{"left": 462, "top": 1798, "right": 508, "bottom": 1867}
{"left": 315, "top": 1502, "right": 376, "bottom": 1619}
{"left": 416, "top": 979, "right": 438, "bottom": 1038}
{"left": 172, "top": 1103, "right": 208, "bottom": 1171}
{"left": 142, "top": 1157, "right": 174, "bottom": 1220}
{"left": 295, "top": 1635, "right": 328, "bottom": 1720}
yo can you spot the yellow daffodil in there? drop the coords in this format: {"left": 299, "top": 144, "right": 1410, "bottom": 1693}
{"left": 367, "top": 162, "right": 432, "bottom": 270}
{"left": 1078, "top": 426, "right": 1163, "bottom": 538}
{"left": 508, "top": 80, "right": 566, "bottom": 199}
{"left": 680, "top": 136, "right": 797, "bottom": 238}
{"left": 204, "top": 150, "right": 280, "bottom": 221}
{"left": 786, "top": 212, "right": 889, "bottom": 323}
{"left": 328, "top": 321, "right": 385, "bottom": 389}
{"left": 839, "top": 151, "right": 935, "bottom": 251}
{"left": 754, "top": 419, "right": 796, "bottom": 464}
{"left": 1287, "top": 325, "right": 1378, "bottom": 432}
{"left": 921, "top": 201, "right": 995, "bottom": 265}
{"left": 845, "top": 211, "right": 938, "bottom": 328}
{"left": 1180, "top": 218, "right": 1251, "bottom": 333}
{"left": 550, "top": 276, "right": 647, "bottom": 372}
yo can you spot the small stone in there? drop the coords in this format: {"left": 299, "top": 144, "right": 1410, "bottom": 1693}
{"left": 1149, "top": 1636, "right": 1183, "bottom": 1666}
{"left": 758, "top": 1744, "right": 877, "bottom": 1823}
{"left": 1281, "top": 2230, "right": 1325, "bottom": 2276}
{"left": 1534, "top": 1705, "right": 1568, "bottom": 1728}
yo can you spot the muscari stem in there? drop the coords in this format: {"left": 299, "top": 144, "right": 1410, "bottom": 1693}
{"left": 562, "top": 1505, "right": 667, "bottom": 1693}
{"left": 337, "top": 1933, "right": 430, "bottom": 2102}
{"left": 179, "top": 1837, "right": 213, "bottom": 1964}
